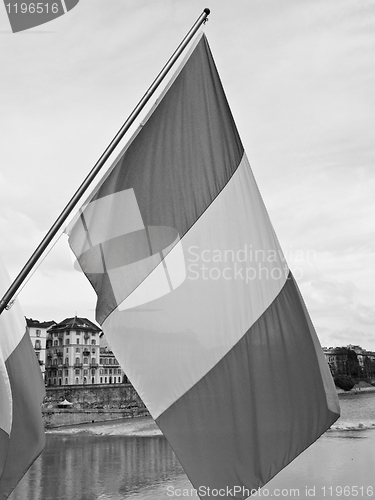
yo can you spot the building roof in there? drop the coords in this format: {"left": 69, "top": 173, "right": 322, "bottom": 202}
{"left": 26, "top": 318, "right": 56, "bottom": 328}
{"left": 48, "top": 316, "right": 102, "bottom": 334}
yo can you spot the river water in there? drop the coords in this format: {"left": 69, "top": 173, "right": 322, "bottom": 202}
{"left": 9, "top": 391, "right": 375, "bottom": 500}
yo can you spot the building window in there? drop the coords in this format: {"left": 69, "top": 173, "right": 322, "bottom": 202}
{"left": 36, "top": 329, "right": 41, "bottom": 337}
{"left": 75, "top": 357, "right": 80, "bottom": 365}
{"left": 100, "top": 377, "right": 103, "bottom": 383}
{"left": 66, "top": 339, "right": 70, "bottom": 345}
{"left": 66, "top": 348, "right": 69, "bottom": 353}
{"left": 75, "top": 378, "right": 79, "bottom": 384}
{"left": 65, "top": 357, "right": 69, "bottom": 365}
{"left": 91, "top": 369, "right": 95, "bottom": 375}
{"left": 91, "top": 339, "right": 96, "bottom": 345}
{"left": 91, "top": 358, "right": 95, "bottom": 365}
{"left": 76, "top": 339, "right": 80, "bottom": 344}
{"left": 83, "top": 369, "right": 88, "bottom": 375}
{"left": 65, "top": 370, "right": 68, "bottom": 376}
{"left": 35, "top": 340, "right": 41, "bottom": 349}
{"left": 54, "top": 333, "right": 58, "bottom": 338}
{"left": 104, "top": 377, "right": 107, "bottom": 383}
{"left": 104, "top": 369, "right": 108, "bottom": 375}
{"left": 75, "top": 369, "right": 80, "bottom": 375}
{"left": 53, "top": 340, "right": 58, "bottom": 346}
{"left": 91, "top": 377, "right": 95, "bottom": 384}
{"left": 83, "top": 357, "right": 88, "bottom": 364}
{"left": 76, "top": 347, "right": 80, "bottom": 353}
{"left": 65, "top": 378, "right": 68, "bottom": 384}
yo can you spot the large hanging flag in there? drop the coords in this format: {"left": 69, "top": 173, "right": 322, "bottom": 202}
{"left": 0, "top": 257, "right": 45, "bottom": 500}
{"left": 67, "top": 33, "right": 340, "bottom": 498}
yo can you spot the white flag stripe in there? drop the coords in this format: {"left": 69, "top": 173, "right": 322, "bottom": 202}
{"left": 0, "top": 260, "right": 26, "bottom": 361}
{"left": 103, "top": 153, "right": 289, "bottom": 419}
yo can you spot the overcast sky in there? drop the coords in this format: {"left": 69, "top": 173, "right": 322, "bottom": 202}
{"left": 0, "top": 0, "right": 374, "bottom": 351}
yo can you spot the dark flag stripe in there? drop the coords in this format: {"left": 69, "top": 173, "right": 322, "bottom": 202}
{"left": 91, "top": 35, "right": 244, "bottom": 238}
{"left": 156, "top": 272, "right": 339, "bottom": 498}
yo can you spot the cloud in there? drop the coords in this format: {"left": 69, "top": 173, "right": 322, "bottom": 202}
{"left": 328, "top": 327, "right": 375, "bottom": 350}
{"left": 354, "top": 303, "right": 375, "bottom": 325}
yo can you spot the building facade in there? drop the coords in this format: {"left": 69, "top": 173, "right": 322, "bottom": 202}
{"left": 99, "top": 344, "right": 128, "bottom": 384}
{"left": 323, "top": 345, "right": 375, "bottom": 379}
{"left": 26, "top": 318, "right": 56, "bottom": 377}
{"left": 45, "top": 316, "right": 126, "bottom": 386}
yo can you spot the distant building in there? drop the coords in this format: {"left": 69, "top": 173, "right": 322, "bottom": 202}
{"left": 44, "top": 316, "right": 126, "bottom": 386}
{"left": 323, "top": 345, "right": 375, "bottom": 379}
{"left": 99, "top": 333, "right": 128, "bottom": 384}
{"left": 26, "top": 318, "right": 56, "bottom": 377}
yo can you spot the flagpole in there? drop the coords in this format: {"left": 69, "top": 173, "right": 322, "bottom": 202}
{"left": 0, "top": 8, "right": 210, "bottom": 315}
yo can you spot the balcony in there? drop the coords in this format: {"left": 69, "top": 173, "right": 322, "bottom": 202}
{"left": 74, "top": 363, "right": 83, "bottom": 368}
{"left": 83, "top": 350, "right": 90, "bottom": 356}
{"left": 90, "top": 363, "right": 98, "bottom": 368}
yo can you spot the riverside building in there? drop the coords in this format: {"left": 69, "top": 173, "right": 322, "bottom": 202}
{"left": 26, "top": 318, "right": 56, "bottom": 378}
{"left": 44, "top": 316, "right": 126, "bottom": 386}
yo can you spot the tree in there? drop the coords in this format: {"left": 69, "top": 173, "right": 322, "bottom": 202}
{"left": 334, "top": 374, "right": 355, "bottom": 391}
{"left": 347, "top": 349, "right": 361, "bottom": 378}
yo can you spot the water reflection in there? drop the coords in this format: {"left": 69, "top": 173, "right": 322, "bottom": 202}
{"left": 10, "top": 434, "right": 184, "bottom": 500}
{"left": 9, "top": 392, "right": 375, "bottom": 500}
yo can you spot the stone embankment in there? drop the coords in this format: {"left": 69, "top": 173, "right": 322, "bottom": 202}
{"left": 42, "top": 383, "right": 149, "bottom": 428}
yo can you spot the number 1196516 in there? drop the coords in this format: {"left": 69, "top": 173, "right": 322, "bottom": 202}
{"left": 5, "top": 3, "right": 60, "bottom": 14}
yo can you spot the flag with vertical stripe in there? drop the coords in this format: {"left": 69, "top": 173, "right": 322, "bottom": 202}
{"left": 0, "top": 257, "right": 45, "bottom": 500}
{"left": 67, "top": 33, "right": 340, "bottom": 498}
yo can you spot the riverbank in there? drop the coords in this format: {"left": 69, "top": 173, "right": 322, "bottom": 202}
{"left": 42, "top": 383, "right": 375, "bottom": 430}
{"left": 45, "top": 389, "right": 375, "bottom": 436}
{"left": 337, "top": 381, "right": 375, "bottom": 394}
{"left": 42, "top": 406, "right": 150, "bottom": 428}
{"left": 46, "top": 415, "right": 161, "bottom": 436}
